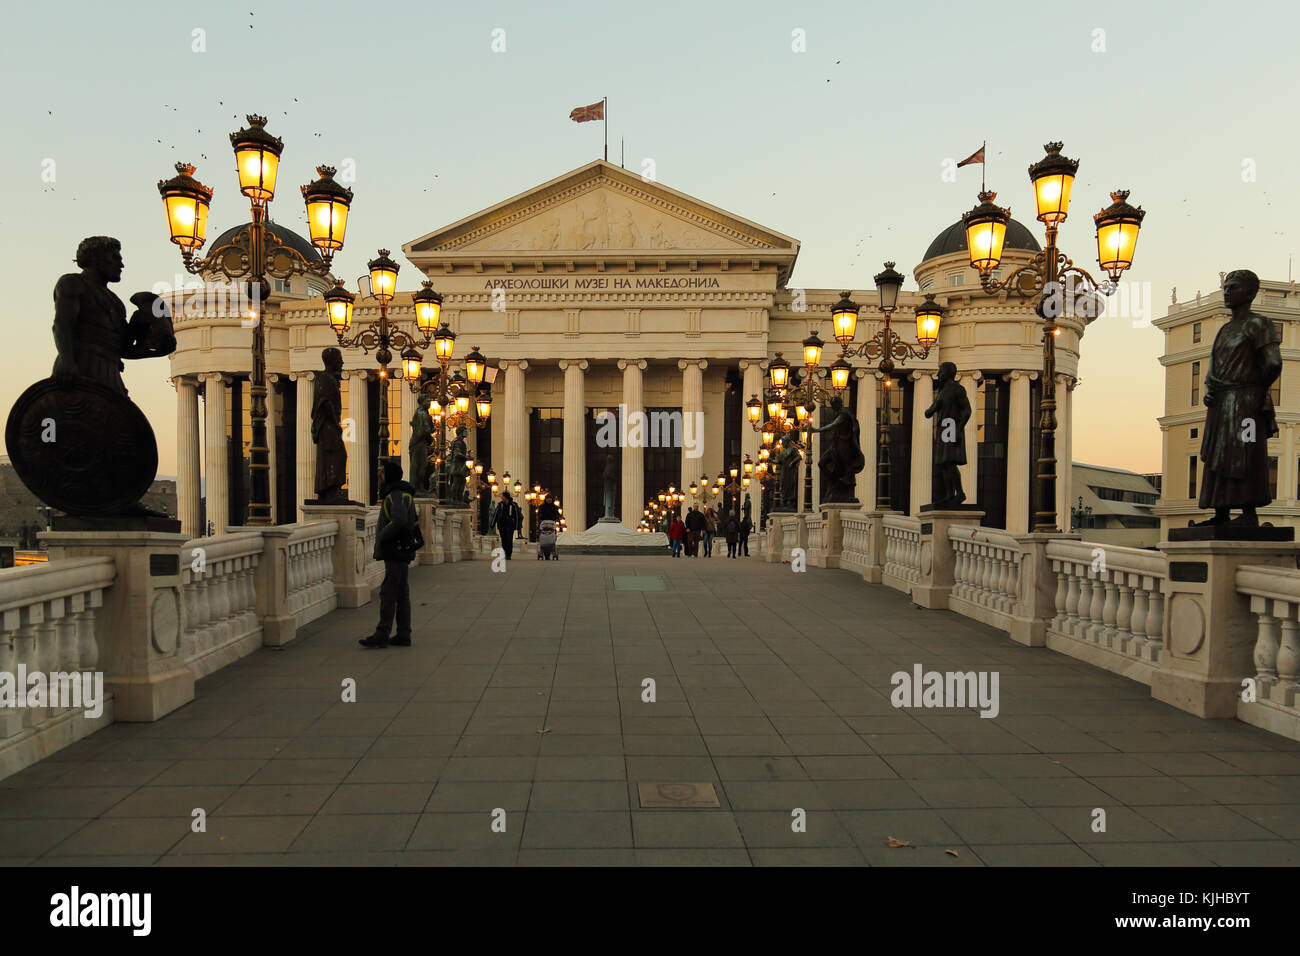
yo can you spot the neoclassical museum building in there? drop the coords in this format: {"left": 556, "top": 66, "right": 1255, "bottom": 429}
{"left": 166, "top": 159, "right": 1085, "bottom": 538}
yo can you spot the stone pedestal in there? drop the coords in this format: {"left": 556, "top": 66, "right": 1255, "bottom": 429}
{"left": 1009, "top": 532, "right": 1070, "bottom": 647}
{"left": 814, "top": 504, "right": 857, "bottom": 569}
{"left": 911, "top": 509, "right": 984, "bottom": 610}
{"left": 857, "top": 511, "right": 889, "bottom": 584}
{"left": 229, "top": 525, "right": 295, "bottom": 646}
{"left": 1151, "top": 539, "right": 1300, "bottom": 718}
{"left": 765, "top": 512, "right": 792, "bottom": 563}
{"left": 300, "top": 503, "right": 373, "bottom": 608}
{"left": 442, "top": 508, "right": 473, "bottom": 562}
{"left": 414, "top": 498, "right": 442, "bottom": 565}
{"left": 41, "top": 530, "right": 193, "bottom": 722}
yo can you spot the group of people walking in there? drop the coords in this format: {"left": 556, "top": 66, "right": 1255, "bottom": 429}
{"left": 667, "top": 505, "right": 752, "bottom": 558}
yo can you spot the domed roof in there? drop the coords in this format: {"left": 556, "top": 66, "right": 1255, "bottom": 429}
{"left": 922, "top": 218, "right": 1041, "bottom": 263}
{"left": 208, "top": 220, "right": 322, "bottom": 263}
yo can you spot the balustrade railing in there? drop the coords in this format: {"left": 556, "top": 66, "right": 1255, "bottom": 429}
{"left": 948, "top": 526, "right": 1023, "bottom": 631}
{"left": 1237, "top": 565, "right": 1300, "bottom": 715}
{"left": 882, "top": 514, "right": 922, "bottom": 590}
{"left": 0, "top": 558, "right": 115, "bottom": 747}
{"left": 840, "top": 512, "right": 873, "bottom": 576}
{"left": 1046, "top": 538, "right": 1166, "bottom": 679}
{"left": 287, "top": 521, "right": 339, "bottom": 626}
{"left": 180, "top": 532, "right": 262, "bottom": 678}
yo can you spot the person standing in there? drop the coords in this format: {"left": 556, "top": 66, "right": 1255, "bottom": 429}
{"left": 495, "top": 491, "right": 522, "bottom": 559}
{"left": 360, "top": 457, "right": 418, "bottom": 648}
{"left": 684, "top": 505, "right": 704, "bottom": 557}
{"left": 668, "top": 513, "right": 685, "bottom": 557}
{"left": 702, "top": 506, "right": 717, "bottom": 557}
{"left": 723, "top": 512, "right": 739, "bottom": 558}
{"left": 538, "top": 495, "right": 560, "bottom": 524}
{"left": 739, "top": 511, "right": 753, "bottom": 557}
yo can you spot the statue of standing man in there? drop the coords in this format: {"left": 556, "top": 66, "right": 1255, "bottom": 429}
{"left": 409, "top": 392, "right": 432, "bottom": 496}
{"left": 924, "top": 362, "right": 972, "bottom": 508}
{"left": 1197, "top": 269, "right": 1281, "bottom": 527}
{"left": 311, "top": 347, "right": 350, "bottom": 504}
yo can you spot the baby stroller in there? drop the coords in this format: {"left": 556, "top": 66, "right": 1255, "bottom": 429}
{"left": 537, "top": 519, "right": 559, "bottom": 560}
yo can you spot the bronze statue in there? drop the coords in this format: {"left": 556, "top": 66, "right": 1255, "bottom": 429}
{"left": 1197, "top": 269, "right": 1281, "bottom": 526}
{"left": 6, "top": 237, "right": 177, "bottom": 519}
{"left": 774, "top": 436, "right": 802, "bottom": 511}
{"left": 409, "top": 392, "right": 432, "bottom": 495}
{"left": 447, "top": 426, "right": 470, "bottom": 506}
{"left": 924, "top": 362, "right": 972, "bottom": 508}
{"left": 811, "top": 395, "right": 864, "bottom": 504}
{"left": 310, "top": 347, "right": 350, "bottom": 504}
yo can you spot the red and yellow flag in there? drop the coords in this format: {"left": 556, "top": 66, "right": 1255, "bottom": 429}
{"left": 569, "top": 100, "right": 604, "bottom": 123}
{"left": 956, "top": 146, "right": 985, "bottom": 167}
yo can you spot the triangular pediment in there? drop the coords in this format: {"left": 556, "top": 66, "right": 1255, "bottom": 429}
{"left": 403, "top": 160, "right": 799, "bottom": 260}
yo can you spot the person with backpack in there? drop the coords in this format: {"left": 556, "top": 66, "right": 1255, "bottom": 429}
{"left": 360, "top": 457, "right": 419, "bottom": 648}
{"left": 495, "top": 491, "right": 522, "bottom": 559}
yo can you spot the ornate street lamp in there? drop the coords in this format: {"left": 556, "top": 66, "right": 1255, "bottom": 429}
{"left": 329, "top": 249, "right": 436, "bottom": 478}
{"left": 158, "top": 115, "right": 353, "bottom": 526}
{"left": 406, "top": 329, "right": 492, "bottom": 506}
{"left": 957, "top": 141, "right": 1145, "bottom": 533}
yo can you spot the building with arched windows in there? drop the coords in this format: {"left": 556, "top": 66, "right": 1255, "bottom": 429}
{"left": 168, "top": 159, "right": 1090, "bottom": 538}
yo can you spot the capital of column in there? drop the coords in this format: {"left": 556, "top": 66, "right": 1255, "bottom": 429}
{"left": 909, "top": 369, "right": 934, "bottom": 382}
{"left": 558, "top": 359, "right": 589, "bottom": 372}
{"left": 288, "top": 370, "right": 315, "bottom": 383}
{"left": 738, "top": 359, "right": 765, "bottom": 371}
{"left": 957, "top": 370, "right": 983, "bottom": 384}
{"left": 500, "top": 359, "right": 530, "bottom": 372}
{"left": 267, "top": 372, "right": 283, "bottom": 385}
{"left": 677, "top": 359, "right": 708, "bottom": 371}
{"left": 1006, "top": 370, "right": 1039, "bottom": 382}
{"left": 617, "top": 358, "right": 647, "bottom": 371}
{"left": 173, "top": 374, "right": 200, "bottom": 389}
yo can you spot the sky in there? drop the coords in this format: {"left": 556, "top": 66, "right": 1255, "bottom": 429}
{"left": 2, "top": 0, "right": 1296, "bottom": 478}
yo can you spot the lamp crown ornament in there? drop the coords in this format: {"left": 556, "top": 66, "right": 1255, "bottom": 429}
{"left": 1028, "top": 141, "right": 1079, "bottom": 178}
{"left": 230, "top": 114, "right": 282, "bottom": 151}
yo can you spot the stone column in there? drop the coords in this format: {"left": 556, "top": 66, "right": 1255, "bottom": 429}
{"left": 1056, "top": 374, "right": 1073, "bottom": 532}
{"left": 293, "top": 371, "right": 315, "bottom": 520}
{"left": 175, "top": 377, "right": 201, "bottom": 538}
{"left": 400, "top": 379, "right": 417, "bottom": 482}
{"left": 560, "top": 360, "right": 588, "bottom": 532}
{"left": 854, "top": 369, "right": 877, "bottom": 508}
{"left": 959, "top": 370, "right": 981, "bottom": 511}
{"left": 202, "top": 373, "right": 230, "bottom": 536}
{"left": 347, "top": 370, "right": 370, "bottom": 505}
{"left": 620, "top": 359, "right": 646, "bottom": 529}
{"left": 266, "top": 373, "right": 282, "bottom": 524}
{"left": 1006, "top": 371, "right": 1033, "bottom": 533}
{"left": 501, "top": 361, "right": 529, "bottom": 496}
{"left": 910, "top": 371, "right": 933, "bottom": 516}
{"left": 740, "top": 360, "right": 763, "bottom": 499}
{"left": 679, "top": 359, "right": 707, "bottom": 493}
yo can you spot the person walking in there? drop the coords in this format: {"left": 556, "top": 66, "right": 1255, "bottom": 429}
{"left": 360, "top": 457, "right": 418, "bottom": 648}
{"left": 723, "top": 512, "right": 739, "bottom": 558}
{"left": 739, "top": 512, "right": 754, "bottom": 557}
{"left": 495, "top": 491, "right": 522, "bottom": 560}
{"left": 538, "top": 495, "right": 560, "bottom": 524}
{"left": 702, "top": 506, "right": 717, "bottom": 557}
{"left": 668, "top": 513, "right": 685, "bottom": 557}
{"left": 685, "top": 505, "right": 705, "bottom": 557}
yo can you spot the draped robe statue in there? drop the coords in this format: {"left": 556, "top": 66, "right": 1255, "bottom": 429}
{"left": 811, "top": 395, "right": 865, "bottom": 504}
{"left": 409, "top": 393, "right": 432, "bottom": 496}
{"left": 923, "top": 362, "right": 972, "bottom": 508}
{"left": 311, "top": 347, "right": 349, "bottom": 504}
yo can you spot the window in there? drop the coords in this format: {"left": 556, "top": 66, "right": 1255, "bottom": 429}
{"left": 1190, "top": 361, "right": 1200, "bottom": 406}
{"left": 1188, "top": 456, "right": 1197, "bottom": 499}
{"left": 1269, "top": 456, "right": 1279, "bottom": 499}
{"left": 272, "top": 278, "right": 291, "bottom": 293}
{"left": 1190, "top": 427, "right": 1198, "bottom": 439}
{"left": 919, "top": 281, "right": 934, "bottom": 292}
{"left": 947, "top": 274, "right": 963, "bottom": 287}
{"left": 1271, "top": 379, "right": 1281, "bottom": 408}
{"left": 1192, "top": 321, "right": 1201, "bottom": 344}
{"left": 384, "top": 381, "right": 403, "bottom": 458}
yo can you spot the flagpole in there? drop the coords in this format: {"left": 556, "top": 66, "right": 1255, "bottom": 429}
{"left": 620, "top": 137, "right": 625, "bottom": 169}
{"left": 981, "top": 140, "right": 986, "bottom": 192}
{"left": 603, "top": 97, "right": 608, "bottom": 161}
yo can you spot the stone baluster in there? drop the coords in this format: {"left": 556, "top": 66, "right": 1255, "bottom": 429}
{"left": 1115, "top": 578, "right": 1135, "bottom": 650}
{"left": 1052, "top": 563, "right": 1068, "bottom": 630}
{"left": 1254, "top": 604, "right": 1280, "bottom": 682}
{"left": 1278, "top": 611, "right": 1300, "bottom": 686}
{"left": 1101, "top": 578, "right": 1119, "bottom": 647}
{"left": 1086, "top": 573, "right": 1107, "bottom": 642}
{"left": 1144, "top": 587, "right": 1164, "bottom": 650}
{"left": 1130, "top": 581, "right": 1149, "bottom": 647}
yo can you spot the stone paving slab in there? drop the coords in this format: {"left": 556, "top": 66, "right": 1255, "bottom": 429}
{"left": 2, "top": 553, "right": 1299, "bottom": 866}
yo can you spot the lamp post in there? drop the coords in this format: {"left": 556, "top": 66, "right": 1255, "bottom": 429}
{"left": 956, "top": 142, "right": 1144, "bottom": 533}
{"left": 326, "top": 252, "right": 439, "bottom": 489}
{"left": 158, "top": 115, "right": 353, "bottom": 525}
{"left": 405, "top": 329, "right": 491, "bottom": 506}
{"left": 830, "top": 263, "right": 945, "bottom": 512}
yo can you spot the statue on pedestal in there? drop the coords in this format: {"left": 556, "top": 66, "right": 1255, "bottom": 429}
{"left": 310, "top": 347, "right": 351, "bottom": 504}
{"left": 774, "top": 436, "right": 802, "bottom": 511}
{"left": 924, "top": 362, "right": 972, "bottom": 509}
{"left": 447, "top": 426, "right": 470, "bottom": 506}
{"left": 6, "top": 237, "right": 178, "bottom": 520}
{"left": 601, "top": 448, "right": 618, "bottom": 520}
{"left": 409, "top": 393, "right": 432, "bottom": 496}
{"left": 811, "top": 395, "right": 864, "bottom": 504}
{"left": 1196, "top": 269, "right": 1281, "bottom": 527}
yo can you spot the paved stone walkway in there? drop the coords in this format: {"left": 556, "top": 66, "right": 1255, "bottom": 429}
{"left": 3, "top": 551, "right": 1300, "bottom": 866}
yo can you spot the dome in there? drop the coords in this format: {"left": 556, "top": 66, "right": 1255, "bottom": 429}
{"left": 922, "top": 218, "right": 1041, "bottom": 263}
{"left": 207, "top": 220, "right": 322, "bottom": 263}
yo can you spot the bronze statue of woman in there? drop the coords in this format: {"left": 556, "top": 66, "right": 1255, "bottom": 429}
{"left": 311, "top": 347, "right": 349, "bottom": 503}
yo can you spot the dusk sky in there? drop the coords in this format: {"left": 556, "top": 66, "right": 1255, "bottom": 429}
{"left": 3, "top": 0, "right": 1296, "bottom": 476}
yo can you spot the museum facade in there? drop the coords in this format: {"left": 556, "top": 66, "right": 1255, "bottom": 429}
{"left": 166, "top": 159, "right": 1090, "bottom": 538}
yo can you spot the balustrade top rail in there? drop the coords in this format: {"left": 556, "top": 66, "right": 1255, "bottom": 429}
{"left": 0, "top": 557, "right": 116, "bottom": 617}
{"left": 1237, "top": 564, "right": 1300, "bottom": 602}
{"left": 1048, "top": 537, "right": 1167, "bottom": 578}
{"left": 180, "top": 532, "right": 264, "bottom": 565}
{"left": 883, "top": 514, "right": 921, "bottom": 534}
{"left": 946, "top": 524, "right": 1022, "bottom": 551}
{"left": 288, "top": 520, "right": 340, "bottom": 545}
